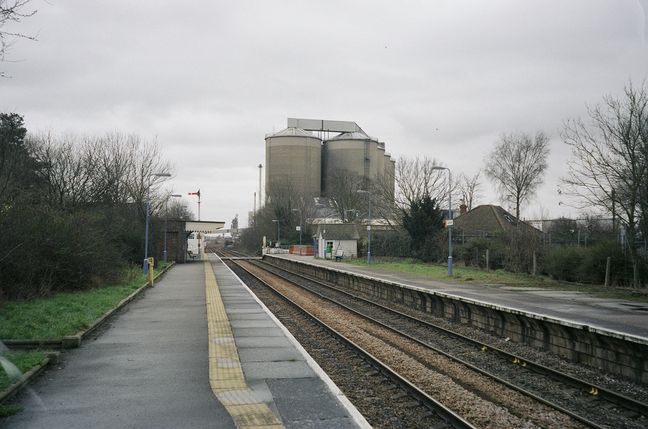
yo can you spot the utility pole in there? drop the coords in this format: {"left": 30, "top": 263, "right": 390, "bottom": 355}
{"left": 258, "top": 164, "right": 263, "bottom": 209}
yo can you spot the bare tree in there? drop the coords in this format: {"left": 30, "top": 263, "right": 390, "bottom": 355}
{"left": 122, "top": 134, "right": 172, "bottom": 218}
{"left": 485, "top": 131, "right": 550, "bottom": 221}
{"left": 166, "top": 199, "right": 193, "bottom": 221}
{"left": 324, "top": 169, "right": 366, "bottom": 221}
{"left": 368, "top": 155, "right": 457, "bottom": 228}
{"left": 371, "top": 163, "right": 399, "bottom": 226}
{"left": 29, "top": 133, "right": 103, "bottom": 208}
{"left": 394, "top": 156, "right": 451, "bottom": 210}
{"left": 29, "top": 132, "right": 172, "bottom": 215}
{"left": 562, "top": 82, "right": 648, "bottom": 287}
{"left": 1, "top": 0, "right": 36, "bottom": 75}
{"left": 457, "top": 170, "right": 482, "bottom": 211}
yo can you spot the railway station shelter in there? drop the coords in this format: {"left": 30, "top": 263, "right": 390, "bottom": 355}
{"left": 314, "top": 224, "right": 359, "bottom": 259}
{"left": 161, "top": 220, "right": 225, "bottom": 262}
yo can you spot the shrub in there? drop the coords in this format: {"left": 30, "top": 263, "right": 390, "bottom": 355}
{"left": 543, "top": 241, "right": 646, "bottom": 286}
{"left": 0, "top": 204, "right": 130, "bottom": 299}
{"left": 457, "top": 238, "right": 507, "bottom": 270}
{"left": 371, "top": 230, "right": 412, "bottom": 258}
{"left": 543, "top": 246, "right": 585, "bottom": 282}
{"left": 576, "top": 241, "right": 623, "bottom": 284}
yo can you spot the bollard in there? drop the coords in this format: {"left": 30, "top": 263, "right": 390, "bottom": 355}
{"left": 147, "top": 257, "right": 155, "bottom": 287}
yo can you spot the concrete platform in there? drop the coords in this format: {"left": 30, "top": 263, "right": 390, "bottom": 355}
{"left": 3, "top": 259, "right": 368, "bottom": 429}
{"left": 208, "top": 255, "right": 368, "bottom": 428}
{"left": 3, "top": 263, "right": 237, "bottom": 429}
{"left": 271, "top": 253, "right": 648, "bottom": 340}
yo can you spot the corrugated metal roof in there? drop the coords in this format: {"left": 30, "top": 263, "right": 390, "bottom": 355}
{"left": 265, "top": 127, "right": 317, "bottom": 138}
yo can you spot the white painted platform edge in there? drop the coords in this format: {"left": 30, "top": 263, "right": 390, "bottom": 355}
{"left": 212, "top": 253, "right": 372, "bottom": 429}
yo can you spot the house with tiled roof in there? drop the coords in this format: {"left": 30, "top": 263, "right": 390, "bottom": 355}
{"left": 453, "top": 205, "right": 543, "bottom": 239}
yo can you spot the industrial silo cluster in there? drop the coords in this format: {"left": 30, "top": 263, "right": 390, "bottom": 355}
{"left": 265, "top": 118, "right": 395, "bottom": 200}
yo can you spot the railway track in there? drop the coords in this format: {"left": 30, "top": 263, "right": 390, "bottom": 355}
{"left": 217, "top": 251, "right": 648, "bottom": 428}
{"left": 252, "top": 257, "right": 648, "bottom": 429}
{"left": 218, "top": 252, "right": 475, "bottom": 429}
{"left": 219, "top": 253, "right": 575, "bottom": 427}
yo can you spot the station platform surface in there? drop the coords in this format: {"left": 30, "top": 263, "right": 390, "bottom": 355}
{"left": 269, "top": 253, "right": 648, "bottom": 340}
{"left": 3, "top": 258, "right": 366, "bottom": 429}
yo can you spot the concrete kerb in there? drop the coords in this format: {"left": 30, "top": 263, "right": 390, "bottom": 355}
{"left": 1, "top": 261, "right": 176, "bottom": 351}
{"left": 214, "top": 253, "right": 372, "bottom": 429}
{"left": 0, "top": 352, "right": 59, "bottom": 404}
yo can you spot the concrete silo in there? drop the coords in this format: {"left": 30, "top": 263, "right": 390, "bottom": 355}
{"left": 265, "top": 127, "right": 322, "bottom": 199}
{"left": 377, "top": 142, "right": 386, "bottom": 181}
{"left": 385, "top": 153, "right": 396, "bottom": 199}
{"left": 322, "top": 131, "right": 382, "bottom": 194}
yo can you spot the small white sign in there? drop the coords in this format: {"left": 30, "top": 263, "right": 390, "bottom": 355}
{"left": 446, "top": 220, "right": 454, "bottom": 226}
{"left": 367, "top": 225, "right": 371, "bottom": 231}
{"left": 296, "top": 226, "right": 301, "bottom": 231}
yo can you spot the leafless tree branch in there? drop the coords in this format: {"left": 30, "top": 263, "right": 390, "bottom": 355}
{"left": 561, "top": 81, "right": 648, "bottom": 287}
{"left": 485, "top": 131, "right": 550, "bottom": 220}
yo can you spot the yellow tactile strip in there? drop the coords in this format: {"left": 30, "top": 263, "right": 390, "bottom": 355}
{"left": 204, "top": 261, "right": 284, "bottom": 429}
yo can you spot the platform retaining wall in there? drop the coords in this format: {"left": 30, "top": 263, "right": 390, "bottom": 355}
{"left": 265, "top": 255, "right": 648, "bottom": 384}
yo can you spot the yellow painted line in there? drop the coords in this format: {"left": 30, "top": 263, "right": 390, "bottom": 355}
{"left": 204, "top": 261, "right": 284, "bottom": 429}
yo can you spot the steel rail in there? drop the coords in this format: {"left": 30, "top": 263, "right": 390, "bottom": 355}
{"left": 254, "top": 260, "right": 648, "bottom": 429}
{"left": 258, "top": 259, "right": 648, "bottom": 417}
{"left": 229, "top": 258, "right": 476, "bottom": 429}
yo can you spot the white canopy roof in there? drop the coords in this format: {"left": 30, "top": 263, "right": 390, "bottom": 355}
{"left": 185, "top": 221, "right": 225, "bottom": 233}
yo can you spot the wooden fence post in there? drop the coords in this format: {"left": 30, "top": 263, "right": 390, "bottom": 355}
{"left": 605, "top": 256, "right": 612, "bottom": 287}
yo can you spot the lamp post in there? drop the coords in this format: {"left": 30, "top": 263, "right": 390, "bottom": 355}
{"left": 432, "top": 166, "right": 453, "bottom": 276}
{"left": 272, "top": 219, "right": 280, "bottom": 246}
{"left": 357, "top": 189, "right": 372, "bottom": 265}
{"left": 291, "top": 208, "right": 302, "bottom": 247}
{"left": 144, "top": 172, "right": 171, "bottom": 273}
{"left": 163, "top": 194, "right": 182, "bottom": 262}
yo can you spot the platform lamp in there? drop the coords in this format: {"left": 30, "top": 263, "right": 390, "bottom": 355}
{"left": 432, "top": 166, "right": 453, "bottom": 276}
{"left": 144, "top": 172, "right": 171, "bottom": 273}
{"left": 163, "top": 194, "right": 182, "bottom": 262}
{"left": 291, "top": 208, "right": 302, "bottom": 247}
{"left": 272, "top": 219, "right": 280, "bottom": 246}
{"left": 356, "top": 189, "right": 372, "bottom": 265}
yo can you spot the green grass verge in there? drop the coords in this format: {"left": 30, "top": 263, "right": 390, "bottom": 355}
{"left": 0, "top": 351, "right": 47, "bottom": 392}
{"left": 0, "top": 351, "right": 46, "bottom": 417}
{"left": 0, "top": 403, "right": 23, "bottom": 417}
{"left": 0, "top": 263, "right": 170, "bottom": 340}
{"left": 345, "top": 258, "right": 648, "bottom": 302}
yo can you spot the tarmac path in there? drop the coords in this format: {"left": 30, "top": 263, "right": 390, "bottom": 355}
{"left": 2, "top": 263, "right": 236, "bottom": 429}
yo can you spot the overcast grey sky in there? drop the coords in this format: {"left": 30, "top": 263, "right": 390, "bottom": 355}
{"left": 2, "top": 0, "right": 647, "bottom": 227}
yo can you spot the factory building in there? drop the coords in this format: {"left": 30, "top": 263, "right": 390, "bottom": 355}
{"left": 265, "top": 118, "right": 395, "bottom": 200}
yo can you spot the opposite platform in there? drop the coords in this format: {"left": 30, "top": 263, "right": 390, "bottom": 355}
{"left": 270, "top": 253, "right": 648, "bottom": 340}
